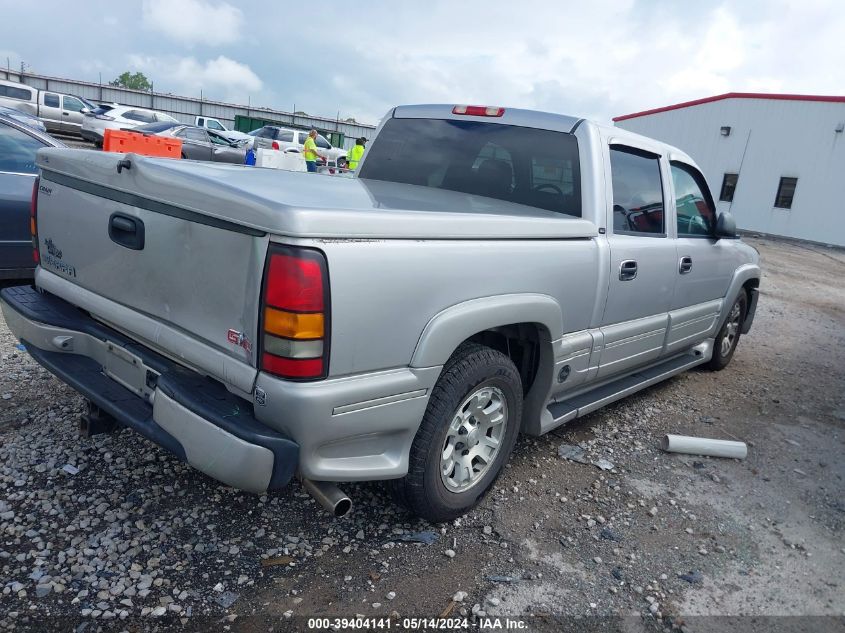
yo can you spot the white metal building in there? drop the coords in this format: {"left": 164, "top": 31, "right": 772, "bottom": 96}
{"left": 613, "top": 93, "right": 845, "bottom": 246}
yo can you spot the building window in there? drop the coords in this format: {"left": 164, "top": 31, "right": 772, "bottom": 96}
{"left": 774, "top": 177, "right": 798, "bottom": 209}
{"left": 719, "top": 173, "right": 738, "bottom": 202}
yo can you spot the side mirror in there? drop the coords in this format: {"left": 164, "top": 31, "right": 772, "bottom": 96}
{"left": 80, "top": 107, "right": 91, "bottom": 114}
{"left": 714, "top": 212, "right": 737, "bottom": 239}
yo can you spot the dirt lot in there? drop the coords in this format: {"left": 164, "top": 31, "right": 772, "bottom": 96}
{"left": 1, "top": 237, "right": 843, "bottom": 632}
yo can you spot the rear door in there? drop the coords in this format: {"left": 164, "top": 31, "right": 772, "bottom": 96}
{"left": 598, "top": 143, "right": 677, "bottom": 378}
{"left": 176, "top": 127, "right": 212, "bottom": 160}
{"left": 39, "top": 92, "right": 63, "bottom": 132}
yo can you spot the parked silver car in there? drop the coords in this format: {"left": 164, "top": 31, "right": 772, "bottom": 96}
{"left": 132, "top": 122, "right": 247, "bottom": 163}
{"left": 1, "top": 104, "right": 760, "bottom": 522}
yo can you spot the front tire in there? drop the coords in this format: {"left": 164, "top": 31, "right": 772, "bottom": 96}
{"left": 390, "top": 343, "right": 522, "bottom": 522}
{"left": 706, "top": 292, "right": 747, "bottom": 370}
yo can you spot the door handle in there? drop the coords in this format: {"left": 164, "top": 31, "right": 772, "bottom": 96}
{"left": 679, "top": 255, "right": 693, "bottom": 274}
{"left": 619, "top": 260, "right": 638, "bottom": 281}
{"left": 109, "top": 213, "right": 145, "bottom": 250}
{"left": 62, "top": 112, "right": 70, "bottom": 116}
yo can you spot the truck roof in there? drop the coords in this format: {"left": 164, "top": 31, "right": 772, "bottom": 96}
{"left": 390, "top": 104, "right": 698, "bottom": 167}
{"left": 392, "top": 104, "right": 582, "bottom": 134}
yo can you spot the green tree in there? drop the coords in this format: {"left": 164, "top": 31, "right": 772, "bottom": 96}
{"left": 109, "top": 71, "right": 152, "bottom": 91}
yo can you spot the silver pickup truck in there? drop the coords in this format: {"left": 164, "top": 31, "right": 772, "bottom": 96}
{"left": 0, "top": 104, "right": 760, "bottom": 522}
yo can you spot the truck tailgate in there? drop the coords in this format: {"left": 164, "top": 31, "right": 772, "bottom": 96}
{"left": 35, "top": 150, "right": 268, "bottom": 377}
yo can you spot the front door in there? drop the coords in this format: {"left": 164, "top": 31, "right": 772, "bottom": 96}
{"left": 599, "top": 144, "right": 677, "bottom": 379}
{"left": 666, "top": 160, "right": 735, "bottom": 353}
{"left": 60, "top": 95, "right": 87, "bottom": 133}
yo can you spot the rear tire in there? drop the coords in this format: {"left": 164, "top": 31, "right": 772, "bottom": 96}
{"left": 390, "top": 343, "right": 522, "bottom": 522}
{"left": 706, "top": 292, "right": 747, "bottom": 370}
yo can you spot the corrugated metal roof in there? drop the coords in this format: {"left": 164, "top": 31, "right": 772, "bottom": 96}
{"left": 613, "top": 92, "right": 845, "bottom": 122}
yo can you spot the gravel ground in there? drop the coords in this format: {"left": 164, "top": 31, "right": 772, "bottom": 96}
{"left": 1, "top": 237, "right": 843, "bottom": 632}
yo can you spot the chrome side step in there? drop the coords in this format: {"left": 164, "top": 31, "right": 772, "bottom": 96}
{"left": 542, "top": 340, "right": 712, "bottom": 434}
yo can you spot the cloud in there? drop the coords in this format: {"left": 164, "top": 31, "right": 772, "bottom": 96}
{"left": 2, "top": 1, "right": 845, "bottom": 125}
{"left": 141, "top": 0, "right": 243, "bottom": 45}
{"left": 126, "top": 54, "right": 262, "bottom": 102}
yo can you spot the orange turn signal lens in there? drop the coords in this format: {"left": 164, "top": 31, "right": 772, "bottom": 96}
{"left": 264, "top": 307, "right": 324, "bottom": 340}
{"left": 30, "top": 218, "right": 36, "bottom": 236}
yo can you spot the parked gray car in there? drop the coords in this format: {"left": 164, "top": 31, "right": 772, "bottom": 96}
{"left": 0, "top": 104, "right": 760, "bottom": 522}
{"left": 133, "top": 122, "right": 247, "bottom": 163}
{"left": 0, "top": 112, "right": 64, "bottom": 280}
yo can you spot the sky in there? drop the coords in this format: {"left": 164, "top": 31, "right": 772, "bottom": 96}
{"left": 1, "top": 0, "right": 843, "bottom": 127}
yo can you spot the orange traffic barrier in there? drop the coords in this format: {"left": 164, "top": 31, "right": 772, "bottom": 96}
{"left": 103, "top": 129, "right": 182, "bottom": 158}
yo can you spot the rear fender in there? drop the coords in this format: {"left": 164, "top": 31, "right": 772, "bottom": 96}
{"left": 410, "top": 293, "right": 563, "bottom": 369}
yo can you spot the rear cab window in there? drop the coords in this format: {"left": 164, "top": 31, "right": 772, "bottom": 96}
{"left": 358, "top": 118, "right": 582, "bottom": 217}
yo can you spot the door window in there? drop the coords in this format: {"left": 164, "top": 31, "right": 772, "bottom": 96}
{"left": 609, "top": 146, "right": 665, "bottom": 235}
{"left": 275, "top": 131, "right": 294, "bottom": 142}
{"left": 43, "top": 93, "right": 60, "bottom": 108}
{"left": 181, "top": 128, "right": 208, "bottom": 142}
{"left": 671, "top": 162, "right": 716, "bottom": 237}
{"left": 316, "top": 134, "right": 331, "bottom": 149}
{"left": 62, "top": 96, "right": 85, "bottom": 112}
{"left": 206, "top": 119, "right": 225, "bottom": 131}
{"left": 208, "top": 131, "right": 230, "bottom": 145}
{"left": 0, "top": 122, "right": 46, "bottom": 174}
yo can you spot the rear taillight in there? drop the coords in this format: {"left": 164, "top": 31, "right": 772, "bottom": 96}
{"left": 271, "top": 141, "right": 280, "bottom": 150}
{"left": 260, "top": 246, "right": 329, "bottom": 380}
{"left": 452, "top": 105, "right": 505, "bottom": 117}
{"left": 31, "top": 177, "right": 39, "bottom": 264}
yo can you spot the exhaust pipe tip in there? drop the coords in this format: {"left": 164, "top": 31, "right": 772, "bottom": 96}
{"left": 333, "top": 497, "right": 352, "bottom": 518}
{"left": 301, "top": 478, "right": 352, "bottom": 518}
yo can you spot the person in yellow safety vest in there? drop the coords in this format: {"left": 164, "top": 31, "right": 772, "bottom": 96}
{"left": 346, "top": 137, "right": 366, "bottom": 171}
{"left": 303, "top": 130, "right": 326, "bottom": 173}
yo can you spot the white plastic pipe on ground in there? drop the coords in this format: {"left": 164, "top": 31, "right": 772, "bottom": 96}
{"left": 661, "top": 434, "right": 747, "bottom": 459}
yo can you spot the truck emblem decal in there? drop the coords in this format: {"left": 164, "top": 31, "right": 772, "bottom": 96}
{"left": 44, "top": 238, "right": 62, "bottom": 259}
{"left": 227, "top": 329, "right": 253, "bottom": 353}
{"left": 41, "top": 237, "right": 76, "bottom": 278}
{"left": 254, "top": 386, "right": 266, "bottom": 407}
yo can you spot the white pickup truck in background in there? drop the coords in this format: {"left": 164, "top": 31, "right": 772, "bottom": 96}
{"left": 194, "top": 116, "right": 252, "bottom": 143}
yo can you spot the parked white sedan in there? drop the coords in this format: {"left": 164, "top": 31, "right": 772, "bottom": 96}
{"left": 81, "top": 105, "right": 178, "bottom": 146}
